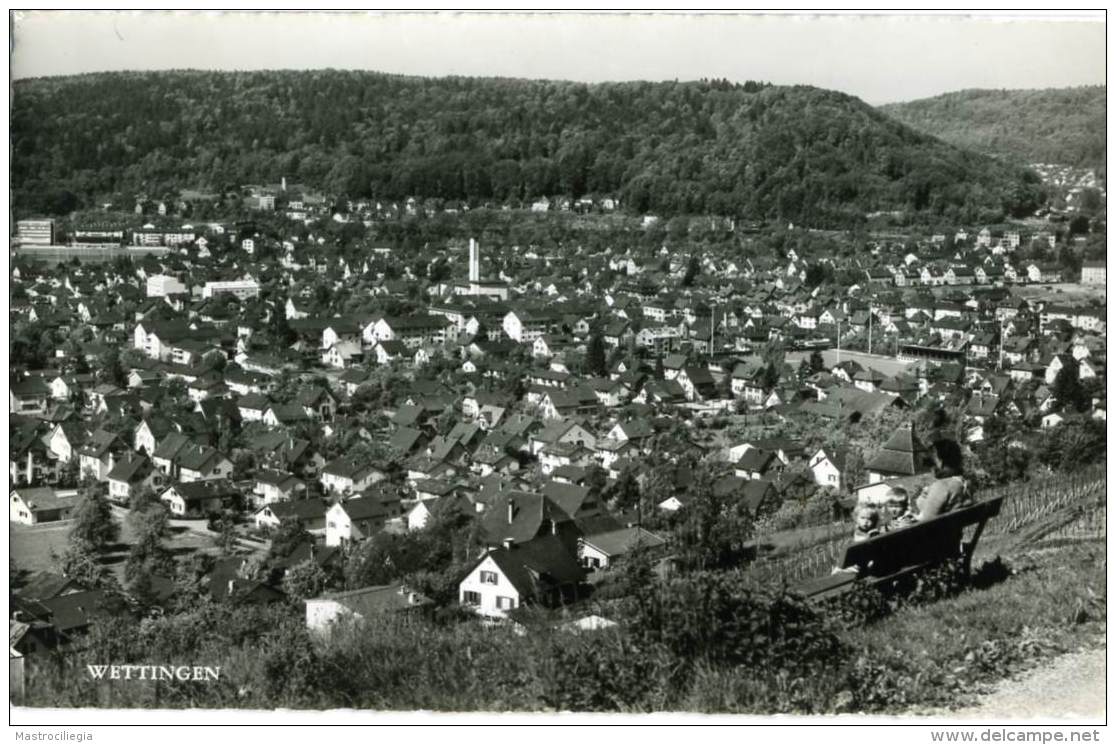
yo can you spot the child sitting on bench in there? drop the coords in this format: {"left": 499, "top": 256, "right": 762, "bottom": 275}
{"left": 852, "top": 505, "right": 882, "bottom": 543}
{"left": 882, "top": 487, "right": 917, "bottom": 531}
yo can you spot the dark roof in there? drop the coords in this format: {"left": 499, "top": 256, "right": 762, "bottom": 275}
{"left": 164, "top": 479, "right": 239, "bottom": 503}
{"left": 16, "top": 572, "right": 84, "bottom": 602}
{"left": 255, "top": 469, "right": 302, "bottom": 489}
{"left": 580, "top": 526, "right": 666, "bottom": 557}
{"left": 483, "top": 535, "right": 586, "bottom": 599}
{"left": 261, "top": 499, "right": 330, "bottom": 521}
{"left": 541, "top": 480, "right": 595, "bottom": 518}
{"left": 11, "top": 487, "right": 79, "bottom": 513}
{"left": 865, "top": 427, "right": 929, "bottom": 477}
{"left": 479, "top": 490, "right": 572, "bottom": 545}
{"left": 737, "top": 448, "right": 777, "bottom": 473}
{"left": 338, "top": 496, "right": 389, "bottom": 522}
{"left": 38, "top": 590, "right": 109, "bottom": 633}
{"left": 106, "top": 453, "right": 152, "bottom": 483}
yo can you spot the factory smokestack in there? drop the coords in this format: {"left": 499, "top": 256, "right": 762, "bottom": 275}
{"left": 469, "top": 238, "right": 480, "bottom": 283}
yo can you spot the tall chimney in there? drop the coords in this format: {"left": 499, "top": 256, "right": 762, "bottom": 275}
{"left": 281, "top": 176, "right": 287, "bottom": 192}
{"left": 506, "top": 501, "right": 514, "bottom": 525}
{"left": 469, "top": 239, "right": 480, "bottom": 283}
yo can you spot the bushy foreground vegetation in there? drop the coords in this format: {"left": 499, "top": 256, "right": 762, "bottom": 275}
{"left": 21, "top": 542, "right": 1104, "bottom": 713}
{"left": 12, "top": 71, "right": 1043, "bottom": 225}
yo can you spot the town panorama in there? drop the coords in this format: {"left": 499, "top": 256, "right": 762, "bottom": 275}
{"left": 9, "top": 67, "right": 1107, "bottom": 716}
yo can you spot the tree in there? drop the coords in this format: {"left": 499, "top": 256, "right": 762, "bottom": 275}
{"left": 97, "top": 347, "right": 126, "bottom": 388}
{"left": 125, "top": 500, "right": 174, "bottom": 586}
{"left": 202, "top": 350, "right": 228, "bottom": 372}
{"left": 1051, "top": 358, "right": 1088, "bottom": 413}
{"left": 586, "top": 332, "right": 607, "bottom": 377}
{"left": 212, "top": 519, "right": 239, "bottom": 556}
{"left": 267, "top": 520, "right": 311, "bottom": 560}
{"left": 606, "top": 465, "right": 642, "bottom": 512}
{"left": 54, "top": 545, "right": 117, "bottom": 591}
{"left": 809, "top": 349, "right": 825, "bottom": 374}
{"left": 68, "top": 487, "right": 119, "bottom": 553}
{"left": 843, "top": 447, "right": 865, "bottom": 495}
{"left": 681, "top": 254, "right": 700, "bottom": 287}
{"left": 284, "top": 560, "right": 328, "bottom": 601}
{"left": 672, "top": 466, "right": 754, "bottom": 572}
{"left": 796, "top": 359, "right": 811, "bottom": 386}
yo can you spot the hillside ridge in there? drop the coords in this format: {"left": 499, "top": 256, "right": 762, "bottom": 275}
{"left": 12, "top": 70, "right": 1043, "bottom": 226}
{"left": 880, "top": 86, "right": 1106, "bottom": 168}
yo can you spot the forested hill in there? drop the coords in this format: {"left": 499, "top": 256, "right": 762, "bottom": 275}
{"left": 12, "top": 70, "right": 1043, "bottom": 226}
{"left": 880, "top": 87, "right": 1106, "bottom": 169}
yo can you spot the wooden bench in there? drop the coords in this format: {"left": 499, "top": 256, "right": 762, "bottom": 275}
{"left": 794, "top": 496, "right": 1004, "bottom": 602}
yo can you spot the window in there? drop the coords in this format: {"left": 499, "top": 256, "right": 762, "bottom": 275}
{"left": 479, "top": 571, "right": 498, "bottom": 585}
{"left": 496, "top": 596, "right": 515, "bottom": 610}
{"left": 462, "top": 591, "right": 481, "bottom": 606}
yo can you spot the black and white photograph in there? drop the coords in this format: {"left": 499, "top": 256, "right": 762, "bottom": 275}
{"left": 7, "top": 8, "right": 1108, "bottom": 735}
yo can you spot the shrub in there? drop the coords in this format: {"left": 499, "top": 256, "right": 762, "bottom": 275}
{"left": 540, "top": 631, "right": 667, "bottom": 712}
{"left": 630, "top": 572, "right": 850, "bottom": 678}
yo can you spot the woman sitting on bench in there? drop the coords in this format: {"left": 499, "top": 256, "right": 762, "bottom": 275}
{"left": 915, "top": 438, "right": 973, "bottom": 521}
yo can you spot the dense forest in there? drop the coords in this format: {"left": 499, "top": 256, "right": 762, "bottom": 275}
{"left": 880, "top": 87, "right": 1106, "bottom": 169}
{"left": 12, "top": 70, "right": 1044, "bottom": 226}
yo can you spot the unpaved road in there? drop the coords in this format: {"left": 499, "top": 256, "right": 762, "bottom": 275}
{"left": 928, "top": 647, "right": 1106, "bottom": 720}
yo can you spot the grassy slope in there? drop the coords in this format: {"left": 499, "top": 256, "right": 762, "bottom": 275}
{"left": 681, "top": 541, "right": 1106, "bottom": 713}
{"left": 880, "top": 87, "right": 1106, "bottom": 167}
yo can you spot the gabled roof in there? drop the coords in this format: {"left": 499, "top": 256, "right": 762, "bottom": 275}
{"left": 479, "top": 535, "right": 586, "bottom": 599}
{"left": 478, "top": 490, "right": 572, "bottom": 545}
{"left": 737, "top": 448, "right": 777, "bottom": 473}
{"left": 255, "top": 469, "right": 302, "bottom": 489}
{"left": 336, "top": 496, "right": 389, "bottom": 522}
{"left": 865, "top": 426, "right": 929, "bottom": 477}
{"left": 259, "top": 499, "right": 329, "bottom": 522}
{"left": 540, "top": 480, "right": 598, "bottom": 518}
{"left": 164, "top": 479, "right": 238, "bottom": 503}
{"left": 580, "top": 526, "right": 666, "bottom": 557}
{"left": 106, "top": 453, "right": 152, "bottom": 483}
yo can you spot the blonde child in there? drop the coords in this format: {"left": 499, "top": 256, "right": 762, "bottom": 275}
{"left": 852, "top": 505, "right": 881, "bottom": 543}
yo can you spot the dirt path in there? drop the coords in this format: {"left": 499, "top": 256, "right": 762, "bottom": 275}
{"left": 929, "top": 647, "right": 1106, "bottom": 720}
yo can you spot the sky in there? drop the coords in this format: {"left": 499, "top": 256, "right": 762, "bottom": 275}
{"left": 9, "top": 10, "right": 1107, "bottom": 104}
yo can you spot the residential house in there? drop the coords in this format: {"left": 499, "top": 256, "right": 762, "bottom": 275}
{"left": 10, "top": 487, "right": 79, "bottom": 525}
{"left": 459, "top": 535, "right": 586, "bottom": 618}
{"left": 106, "top": 453, "right": 161, "bottom": 506}
{"left": 253, "top": 499, "right": 329, "bottom": 535}
{"left": 159, "top": 479, "right": 240, "bottom": 517}
{"left": 577, "top": 526, "right": 666, "bottom": 571}
{"left": 325, "top": 497, "right": 390, "bottom": 547}
{"left": 320, "top": 457, "right": 386, "bottom": 496}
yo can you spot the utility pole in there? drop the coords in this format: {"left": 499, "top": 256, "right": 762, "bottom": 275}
{"left": 868, "top": 309, "right": 873, "bottom": 355}
{"left": 998, "top": 314, "right": 1005, "bottom": 371}
{"left": 710, "top": 307, "right": 715, "bottom": 361}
